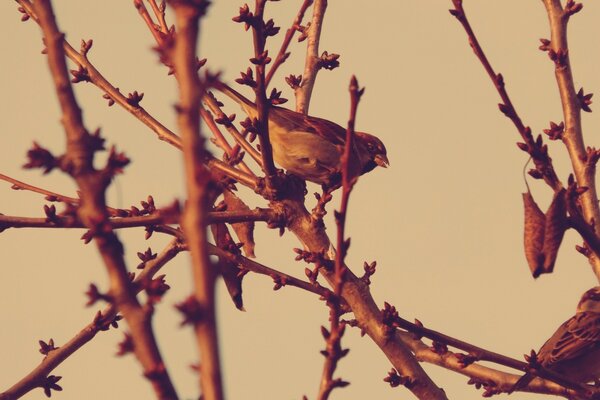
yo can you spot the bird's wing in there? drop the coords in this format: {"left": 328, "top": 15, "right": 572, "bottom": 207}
{"left": 538, "top": 312, "right": 600, "bottom": 367}
{"left": 270, "top": 107, "right": 347, "bottom": 147}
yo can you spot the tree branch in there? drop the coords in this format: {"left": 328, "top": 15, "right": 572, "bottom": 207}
{"left": 169, "top": 2, "right": 223, "bottom": 399}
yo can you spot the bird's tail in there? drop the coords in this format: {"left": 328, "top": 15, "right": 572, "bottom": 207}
{"left": 211, "top": 80, "right": 256, "bottom": 114}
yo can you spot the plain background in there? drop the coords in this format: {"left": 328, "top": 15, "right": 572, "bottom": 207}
{"left": 1, "top": 1, "right": 599, "bottom": 399}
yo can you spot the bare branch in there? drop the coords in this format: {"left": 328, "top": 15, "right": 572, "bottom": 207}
{"left": 0, "top": 240, "right": 183, "bottom": 400}
{"left": 168, "top": 1, "right": 223, "bottom": 399}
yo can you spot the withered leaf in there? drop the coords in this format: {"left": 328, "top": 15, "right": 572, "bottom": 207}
{"left": 210, "top": 223, "right": 245, "bottom": 311}
{"left": 223, "top": 189, "right": 255, "bottom": 258}
{"left": 523, "top": 191, "right": 545, "bottom": 278}
{"left": 542, "top": 189, "right": 568, "bottom": 274}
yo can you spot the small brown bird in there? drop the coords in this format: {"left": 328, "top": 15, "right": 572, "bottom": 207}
{"left": 511, "top": 286, "right": 600, "bottom": 392}
{"left": 211, "top": 82, "right": 388, "bottom": 186}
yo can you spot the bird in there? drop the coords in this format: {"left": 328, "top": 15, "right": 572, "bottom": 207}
{"left": 209, "top": 81, "right": 388, "bottom": 186}
{"left": 511, "top": 286, "right": 600, "bottom": 393}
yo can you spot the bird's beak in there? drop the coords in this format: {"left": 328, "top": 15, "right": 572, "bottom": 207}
{"left": 374, "top": 154, "right": 389, "bottom": 168}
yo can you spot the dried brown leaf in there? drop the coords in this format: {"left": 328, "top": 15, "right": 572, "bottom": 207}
{"left": 223, "top": 189, "right": 255, "bottom": 258}
{"left": 210, "top": 223, "right": 245, "bottom": 311}
{"left": 542, "top": 189, "right": 568, "bottom": 274}
{"left": 523, "top": 191, "right": 545, "bottom": 278}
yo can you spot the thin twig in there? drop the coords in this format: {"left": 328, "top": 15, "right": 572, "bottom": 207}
{"left": 250, "top": 0, "right": 277, "bottom": 192}
{"left": 265, "top": 0, "right": 313, "bottom": 86}
{"left": 449, "top": 0, "right": 562, "bottom": 192}
{"left": 316, "top": 76, "right": 360, "bottom": 400}
{"left": 0, "top": 240, "right": 183, "bottom": 400}
{"left": 207, "top": 244, "right": 333, "bottom": 299}
{"left": 0, "top": 208, "right": 278, "bottom": 230}
{"left": 18, "top": 0, "right": 258, "bottom": 191}
{"left": 541, "top": 0, "right": 600, "bottom": 280}
{"left": 296, "top": 0, "right": 327, "bottom": 114}
{"left": 202, "top": 92, "right": 263, "bottom": 166}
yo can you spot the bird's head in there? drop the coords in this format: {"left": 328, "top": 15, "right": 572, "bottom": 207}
{"left": 577, "top": 286, "right": 600, "bottom": 313}
{"left": 355, "top": 131, "right": 389, "bottom": 174}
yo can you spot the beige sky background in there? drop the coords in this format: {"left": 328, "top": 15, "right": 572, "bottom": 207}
{"left": 1, "top": 1, "right": 600, "bottom": 399}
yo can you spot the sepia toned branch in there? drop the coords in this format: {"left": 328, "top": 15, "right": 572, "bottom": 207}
{"left": 207, "top": 244, "right": 334, "bottom": 299}
{"left": 31, "top": 1, "right": 178, "bottom": 398}
{"left": 202, "top": 92, "right": 263, "bottom": 166}
{"left": 169, "top": 2, "right": 224, "bottom": 400}
{"left": 401, "top": 330, "right": 579, "bottom": 398}
{"left": 449, "top": 0, "right": 562, "bottom": 193}
{"left": 265, "top": 0, "right": 313, "bottom": 86}
{"left": 388, "top": 309, "right": 594, "bottom": 397}
{"left": 0, "top": 240, "right": 183, "bottom": 400}
{"left": 249, "top": 0, "right": 277, "bottom": 191}
{"left": 199, "top": 106, "right": 255, "bottom": 176}
{"left": 17, "top": 0, "right": 258, "bottom": 191}
{"left": 316, "top": 76, "right": 362, "bottom": 400}
{"left": 296, "top": 0, "right": 327, "bottom": 114}
{"left": 541, "top": 0, "right": 600, "bottom": 280}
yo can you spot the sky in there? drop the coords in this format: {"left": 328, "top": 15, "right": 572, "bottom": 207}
{"left": 1, "top": 1, "right": 600, "bottom": 399}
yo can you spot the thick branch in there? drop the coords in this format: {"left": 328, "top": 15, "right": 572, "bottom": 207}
{"left": 32, "top": 1, "right": 177, "bottom": 398}
{"left": 541, "top": 0, "right": 600, "bottom": 280}
{"left": 296, "top": 0, "right": 327, "bottom": 114}
{"left": 170, "top": 2, "right": 223, "bottom": 400}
